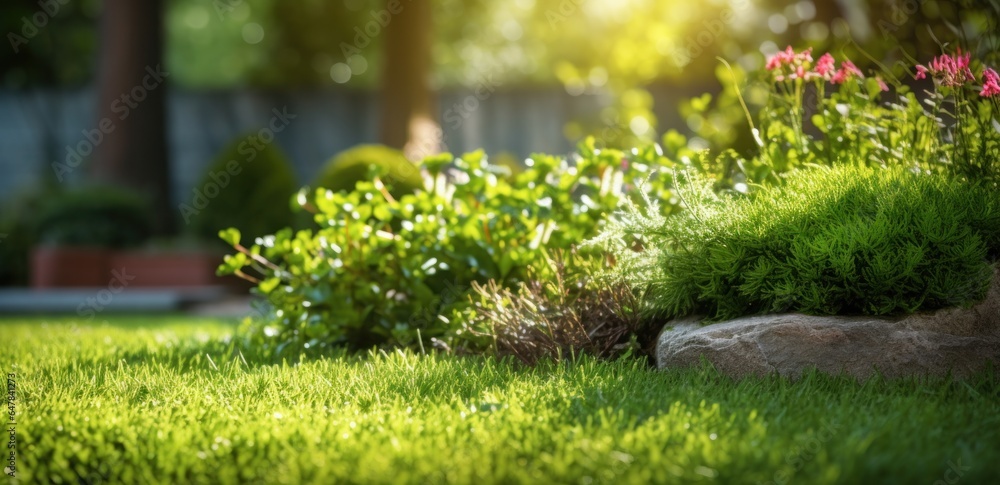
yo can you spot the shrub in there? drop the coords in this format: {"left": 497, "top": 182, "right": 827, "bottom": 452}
{"left": 593, "top": 164, "right": 1000, "bottom": 322}
{"left": 219, "top": 143, "right": 672, "bottom": 354}
{"left": 189, "top": 136, "right": 298, "bottom": 242}
{"left": 35, "top": 185, "right": 151, "bottom": 248}
{"left": 314, "top": 144, "right": 423, "bottom": 198}
{"left": 0, "top": 187, "right": 52, "bottom": 285}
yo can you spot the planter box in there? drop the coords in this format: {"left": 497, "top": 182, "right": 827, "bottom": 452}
{"left": 109, "top": 251, "right": 223, "bottom": 288}
{"left": 31, "top": 247, "right": 111, "bottom": 288}
{"left": 31, "top": 247, "right": 242, "bottom": 290}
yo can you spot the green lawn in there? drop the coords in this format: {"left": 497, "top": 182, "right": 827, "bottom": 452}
{"left": 4, "top": 316, "right": 999, "bottom": 484}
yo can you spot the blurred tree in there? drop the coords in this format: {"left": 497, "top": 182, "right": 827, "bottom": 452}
{"left": 90, "top": 0, "right": 172, "bottom": 234}
{"left": 379, "top": 0, "right": 439, "bottom": 158}
{"left": 168, "top": 0, "right": 439, "bottom": 157}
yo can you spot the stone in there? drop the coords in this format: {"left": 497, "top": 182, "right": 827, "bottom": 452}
{"left": 656, "top": 266, "right": 1000, "bottom": 380}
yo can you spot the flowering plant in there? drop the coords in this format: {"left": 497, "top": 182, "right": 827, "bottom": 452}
{"left": 913, "top": 50, "right": 1000, "bottom": 182}
{"left": 756, "top": 46, "right": 998, "bottom": 184}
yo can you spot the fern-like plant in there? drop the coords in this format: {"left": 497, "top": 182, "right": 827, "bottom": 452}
{"left": 594, "top": 164, "right": 1000, "bottom": 322}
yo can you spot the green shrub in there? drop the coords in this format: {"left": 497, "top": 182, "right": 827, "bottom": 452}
{"left": 594, "top": 164, "right": 1000, "bottom": 321}
{"left": 219, "top": 143, "right": 673, "bottom": 354}
{"left": 189, "top": 136, "right": 298, "bottom": 242}
{"left": 35, "top": 185, "right": 151, "bottom": 248}
{"left": 314, "top": 144, "right": 423, "bottom": 198}
{"left": 0, "top": 187, "right": 52, "bottom": 285}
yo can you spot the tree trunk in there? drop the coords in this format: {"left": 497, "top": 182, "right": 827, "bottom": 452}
{"left": 91, "top": 0, "right": 172, "bottom": 234}
{"left": 379, "top": 0, "right": 439, "bottom": 160}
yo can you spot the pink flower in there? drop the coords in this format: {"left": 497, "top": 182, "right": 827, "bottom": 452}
{"left": 985, "top": 68, "right": 1000, "bottom": 83}
{"left": 876, "top": 76, "right": 889, "bottom": 92}
{"left": 831, "top": 60, "right": 864, "bottom": 84}
{"left": 766, "top": 46, "right": 814, "bottom": 80}
{"left": 983, "top": 81, "right": 1000, "bottom": 97}
{"left": 766, "top": 46, "right": 795, "bottom": 71}
{"left": 919, "top": 50, "right": 976, "bottom": 87}
{"left": 797, "top": 48, "right": 814, "bottom": 65}
{"left": 982, "top": 68, "right": 1000, "bottom": 97}
{"left": 766, "top": 55, "right": 784, "bottom": 71}
{"left": 813, "top": 53, "right": 835, "bottom": 79}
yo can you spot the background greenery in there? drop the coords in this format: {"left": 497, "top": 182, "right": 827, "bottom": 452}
{"left": 4, "top": 0, "right": 998, "bottom": 149}
{"left": 188, "top": 136, "right": 299, "bottom": 245}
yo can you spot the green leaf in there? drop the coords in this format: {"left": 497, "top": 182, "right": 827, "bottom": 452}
{"left": 216, "top": 252, "right": 249, "bottom": 276}
{"left": 259, "top": 277, "right": 281, "bottom": 294}
{"left": 219, "top": 228, "right": 241, "bottom": 247}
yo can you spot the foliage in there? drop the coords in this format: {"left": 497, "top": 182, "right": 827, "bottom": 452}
{"left": 678, "top": 63, "right": 769, "bottom": 155}
{"left": 594, "top": 164, "right": 1000, "bottom": 321}
{"left": 189, "top": 135, "right": 298, "bottom": 243}
{"left": 161, "top": 0, "right": 999, "bottom": 156}
{"left": 313, "top": 144, "right": 423, "bottom": 199}
{"left": 6, "top": 316, "right": 1000, "bottom": 484}
{"left": 34, "top": 185, "right": 151, "bottom": 248}
{"left": 0, "top": 0, "right": 100, "bottom": 88}
{"left": 466, "top": 250, "right": 649, "bottom": 365}
{"left": 219, "top": 141, "right": 672, "bottom": 354}
{"left": 0, "top": 186, "right": 53, "bottom": 285}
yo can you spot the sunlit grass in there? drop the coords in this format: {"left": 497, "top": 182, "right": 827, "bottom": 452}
{"left": 4, "top": 316, "right": 999, "bottom": 484}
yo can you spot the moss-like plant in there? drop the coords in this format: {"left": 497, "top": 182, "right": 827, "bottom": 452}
{"left": 594, "top": 165, "right": 1000, "bottom": 321}
{"left": 314, "top": 144, "right": 423, "bottom": 198}
{"left": 188, "top": 136, "right": 298, "bottom": 242}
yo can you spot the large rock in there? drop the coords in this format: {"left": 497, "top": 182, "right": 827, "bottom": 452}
{"left": 656, "top": 266, "right": 1000, "bottom": 379}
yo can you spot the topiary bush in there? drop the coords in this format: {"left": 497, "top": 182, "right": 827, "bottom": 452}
{"left": 593, "top": 164, "right": 1000, "bottom": 322}
{"left": 35, "top": 185, "right": 151, "bottom": 248}
{"left": 188, "top": 136, "right": 299, "bottom": 243}
{"left": 314, "top": 144, "right": 423, "bottom": 198}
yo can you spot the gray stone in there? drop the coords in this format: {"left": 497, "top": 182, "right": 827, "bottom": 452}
{"left": 656, "top": 266, "right": 1000, "bottom": 379}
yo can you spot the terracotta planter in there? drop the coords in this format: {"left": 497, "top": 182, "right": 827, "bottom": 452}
{"left": 31, "top": 247, "right": 111, "bottom": 288}
{"left": 109, "top": 251, "right": 224, "bottom": 288}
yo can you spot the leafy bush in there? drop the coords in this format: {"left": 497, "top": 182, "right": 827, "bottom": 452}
{"left": 221, "top": 47, "right": 1000, "bottom": 355}
{"left": 35, "top": 185, "right": 151, "bottom": 248}
{"left": 314, "top": 144, "right": 423, "bottom": 198}
{"left": 593, "top": 164, "right": 1000, "bottom": 321}
{"left": 0, "top": 187, "right": 52, "bottom": 285}
{"left": 189, "top": 136, "right": 298, "bottom": 242}
{"left": 219, "top": 143, "right": 672, "bottom": 354}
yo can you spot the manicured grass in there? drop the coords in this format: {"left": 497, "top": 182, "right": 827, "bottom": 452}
{"left": 4, "top": 316, "right": 1000, "bottom": 484}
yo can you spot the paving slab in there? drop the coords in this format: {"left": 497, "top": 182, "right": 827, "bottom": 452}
{"left": 0, "top": 286, "right": 232, "bottom": 314}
